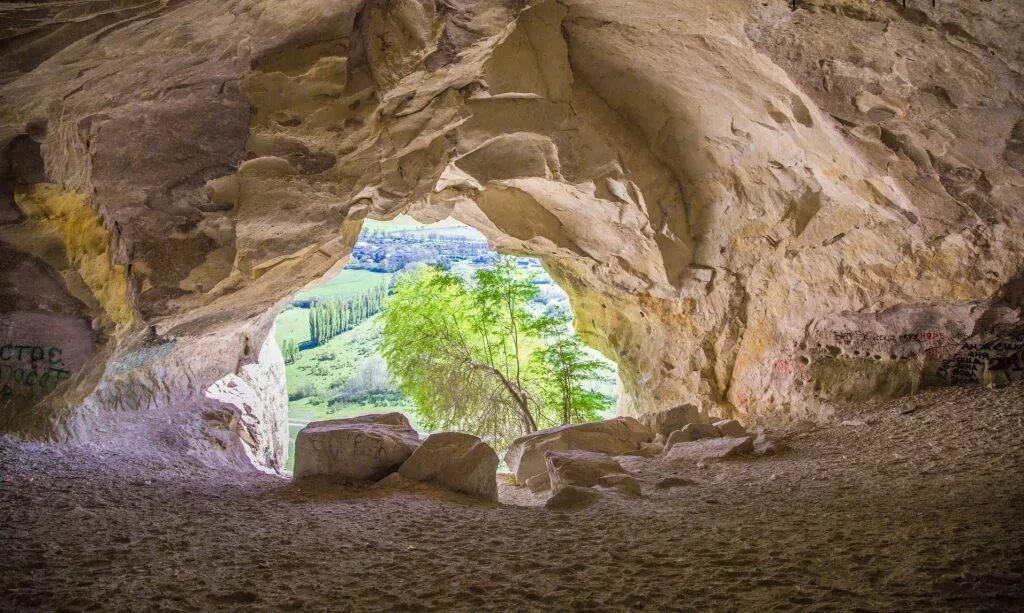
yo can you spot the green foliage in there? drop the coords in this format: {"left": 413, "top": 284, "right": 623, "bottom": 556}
{"left": 281, "top": 338, "right": 300, "bottom": 364}
{"left": 380, "top": 257, "right": 610, "bottom": 449}
{"left": 308, "top": 280, "right": 389, "bottom": 346}
{"left": 530, "top": 313, "right": 614, "bottom": 426}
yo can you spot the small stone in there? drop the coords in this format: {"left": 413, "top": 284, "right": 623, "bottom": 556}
{"left": 841, "top": 420, "right": 867, "bottom": 427}
{"left": 655, "top": 476, "right": 698, "bottom": 489}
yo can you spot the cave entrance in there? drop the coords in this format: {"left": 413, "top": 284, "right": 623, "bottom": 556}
{"left": 274, "top": 215, "right": 618, "bottom": 472}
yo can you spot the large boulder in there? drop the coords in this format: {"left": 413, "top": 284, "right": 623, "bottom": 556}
{"left": 713, "top": 419, "right": 749, "bottom": 438}
{"left": 398, "top": 432, "right": 499, "bottom": 500}
{"left": 639, "top": 404, "right": 701, "bottom": 438}
{"left": 664, "top": 423, "right": 721, "bottom": 451}
{"left": 663, "top": 436, "right": 755, "bottom": 463}
{"left": 293, "top": 413, "right": 420, "bottom": 482}
{"left": 545, "top": 450, "right": 628, "bottom": 493}
{"left": 504, "top": 417, "right": 651, "bottom": 482}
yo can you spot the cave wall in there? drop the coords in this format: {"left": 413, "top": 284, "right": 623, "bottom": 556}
{"left": 0, "top": 0, "right": 1021, "bottom": 467}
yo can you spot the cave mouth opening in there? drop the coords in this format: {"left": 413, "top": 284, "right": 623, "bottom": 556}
{"left": 274, "top": 215, "right": 619, "bottom": 473}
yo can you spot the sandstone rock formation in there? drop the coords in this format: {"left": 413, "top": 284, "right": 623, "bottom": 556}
{"left": 292, "top": 413, "right": 420, "bottom": 482}
{"left": 1, "top": 0, "right": 1022, "bottom": 469}
{"left": 638, "top": 404, "right": 702, "bottom": 438}
{"left": 204, "top": 328, "right": 289, "bottom": 471}
{"left": 398, "top": 432, "right": 499, "bottom": 500}
{"left": 504, "top": 417, "right": 652, "bottom": 482}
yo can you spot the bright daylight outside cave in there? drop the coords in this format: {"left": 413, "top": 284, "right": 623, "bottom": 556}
{"left": 1, "top": 0, "right": 1023, "bottom": 610}
{"left": 276, "top": 215, "right": 617, "bottom": 471}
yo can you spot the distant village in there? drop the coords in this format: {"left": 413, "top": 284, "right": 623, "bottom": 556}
{"left": 347, "top": 228, "right": 547, "bottom": 277}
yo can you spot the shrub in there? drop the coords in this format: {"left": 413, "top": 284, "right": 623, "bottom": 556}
{"left": 289, "top": 383, "right": 318, "bottom": 401}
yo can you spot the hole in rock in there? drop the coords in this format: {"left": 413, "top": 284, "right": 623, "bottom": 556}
{"left": 274, "top": 215, "right": 619, "bottom": 473}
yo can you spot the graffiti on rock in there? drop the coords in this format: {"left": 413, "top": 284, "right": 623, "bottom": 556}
{"left": 0, "top": 344, "right": 72, "bottom": 397}
{"left": 936, "top": 335, "right": 1024, "bottom": 384}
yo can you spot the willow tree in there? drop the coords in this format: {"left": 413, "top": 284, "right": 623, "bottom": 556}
{"left": 381, "top": 258, "right": 613, "bottom": 448}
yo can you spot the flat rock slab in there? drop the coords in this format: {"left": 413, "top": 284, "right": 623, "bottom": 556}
{"left": 293, "top": 413, "right": 420, "bottom": 482}
{"left": 663, "top": 436, "right": 755, "bottom": 462}
{"left": 504, "top": 417, "right": 651, "bottom": 482}
{"left": 398, "top": 432, "right": 499, "bottom": 500}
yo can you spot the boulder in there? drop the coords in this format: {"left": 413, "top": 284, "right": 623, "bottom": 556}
{"left": 664, "top": 423, "right": 721, "bottom": 451}
{"left": 639, "top": 404, "right": 701, "bottom": 437}
{"left": 545, "top": 485, "right": 602, "bottom": 511}
{"left": 713, "top": 419, "right": 749, "bottom": 438}
{"left": 545, "top": 450, "right": 629, "bottom": 493}
{"left": 293, "top": 413, "right": 420, "bottom": 482}
{"left": 504, "top": 417, "right": 651, "bottom": 482}
{"left": 663, "top": 435, "right": 755, "bottom": 463}
{"left": 398, "top": 432, "right": 499, "bottom": 500}
{"left": 524, "top": 472, "right": 551, "bottom": 493}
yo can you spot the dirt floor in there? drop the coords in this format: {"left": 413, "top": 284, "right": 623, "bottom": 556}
{"left": 2, "top": 383, "right": 1023, "bottom": 612}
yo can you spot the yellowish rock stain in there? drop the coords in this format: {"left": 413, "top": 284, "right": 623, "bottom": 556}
{"left": 14, "top": 184, "right": 138, "bottom": 330}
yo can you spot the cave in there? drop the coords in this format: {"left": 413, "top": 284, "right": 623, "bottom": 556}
{"left": 1, "top": 0, "right": 1023, "bottom": 609}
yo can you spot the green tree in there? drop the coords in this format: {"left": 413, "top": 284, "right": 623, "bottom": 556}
{"left": 380, "top": 258, "right": 609, "bottom": 448}
{"left": 530, "top": 314, "right": 613, "bottom": 426}
{"left": 282, "top": 338, "right": 299, "bottom": 364}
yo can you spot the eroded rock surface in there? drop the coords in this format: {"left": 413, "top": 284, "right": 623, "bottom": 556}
{"left": 1, "top": 0, "right": 1022, "bottom": 465}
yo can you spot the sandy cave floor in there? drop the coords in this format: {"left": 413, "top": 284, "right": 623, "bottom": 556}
{"left": 1, "top": 383, "right": 1023, "bottom": 612}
